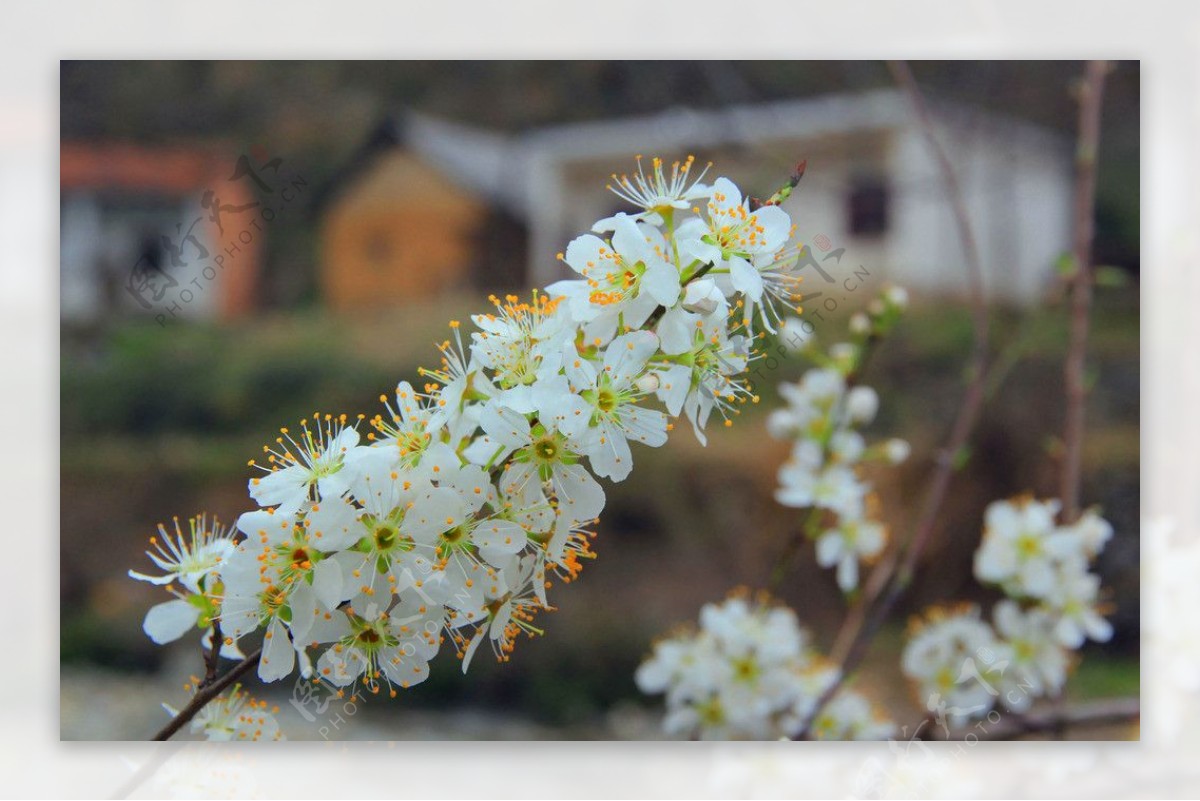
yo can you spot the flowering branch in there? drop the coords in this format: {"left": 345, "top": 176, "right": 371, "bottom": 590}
{"left": 1059, "top": 60, "right": 1109, "bottom": 525}
{"left": 151, "top": 647, "right": 263, "bottom": 741}
{"left": 766, "top": 325, "right": 888, "bottom": 595}
{"left": 873, "top": 59, "right": 991, "bottom": 605}
{"left": 794, "top": 61, "right": 993, "bottom": 737}
{"left": 133, "top": 155, "right": 817, "bottom": 741}
{"left": 634, "top": 70, "right": 1120, "bottom": 741}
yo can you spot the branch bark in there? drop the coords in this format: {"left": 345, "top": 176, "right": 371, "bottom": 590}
{"left": 200, "top": 620, "right": 223, "bottom": 689}
{"left": 921, "top": 697, "right": 1139, "bottom": 741}
{"left": 1059, "top": 60, "right": 1109, "bottom": 525}
{"left": 151, "top": 647, "right": 262, "bottom": 741}
{"left": 798, "top": 60, "right": 992, "bottom": 736}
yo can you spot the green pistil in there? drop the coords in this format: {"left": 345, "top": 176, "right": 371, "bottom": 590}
{"left": 534, "top": 436, "right": 559, "bottom": 461}
{"left": 437, "top": 524, "right": 475, "bottom": 561}
{"left": 344, "top": 615, "right": 399, "bottom": 657}
{"left": 357, "top": 509, "right": 412, "bottom": 556}
{"left": 731, "top": 656, "right": 759, "bottom": 684}
{"left": 514, "top": 426, "right": 576, "bottom": 481}
{"left": 374, "top": 525, "right": 398, "bottom": 551}
{"left": 697, "top": 697, "right": 725, "bottom": 726}
{"left": 1016, "top": 533, "right": 1041, "bottom": 558}
{"left": 596, "top": 387, "right": 618, "bottom": 413}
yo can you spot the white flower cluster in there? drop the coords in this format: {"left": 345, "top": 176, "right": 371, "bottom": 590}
{"left": 975, "top": 497, "right": 1114, "bottom": 648}
{"left": 768, "top": 294, "right": 909, "bottom": 592}
{"left": 163, "top": 683, "right": 284, "bottom": 742}
{"left": 903, "top": 497, "right": 1114, "bottom": 724}
{"left": 636, "top": 593, "right": 893, "bottom": 740}
{"left": 130, "top": 157, "right": 811, "bottom": 724}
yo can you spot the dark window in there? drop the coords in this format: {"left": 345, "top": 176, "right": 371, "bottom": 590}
{"left": 847, "top": 177, "right": 889, "bottom": 236}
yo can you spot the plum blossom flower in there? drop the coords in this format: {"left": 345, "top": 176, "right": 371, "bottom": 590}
{"left": 901, "top": 604, "right": 1001, "bottom": 726}
{"left": 974, "top": 497, "right": 1083, "bottom": 599}
{"left": 420, "top": 321, "right": 495, "bottom": 441}
{"left": 164, "top": 683, "right": 284, "bottom": 741}
{"left": 222, "top": 507, "right": 344, "bottom": 681}
{"left": 816, "top": 517, "right": 887, "bottom": 592}
{"left": 548, "top": 216, "right": 680, "bottom": 343}
{"left": 130, "top": 514, "right": 237, "bottom": 647}
{"left": 991, "top": 599, "right": 1070, "bottom": 709}
{"left": 596, "top": 154, "right": 712, "bottom": 229}
{"left": 557, "top": 330, "right": 669, "bottom": 481}
{"left": 675, "top": 176, "right": 792, "bottom": 320}
{"left": 652, "top": 328, "right": 755, "bottom": 444}
{"left": 313, "top": 595, "right": 443, "bottom": 692}
{"left": 1044, "top": 570, "right": 1114, "bottom": 648}
{"left": 128, "top": 514, "right": 236, "bottom": 593}
{"left": 248, "top": 414, "right": 361, "bottom": 516}
{"left": 477, "top": 400, "right": 606, "bottom": 527}
{"left": 637, "top": 593, "right": 892, "bottom": 740}
{"left": 808, "top": 689, "right": 896, "bottom": 741}
{"left": 469, "top": 293, "right": 571, "bottom": 413}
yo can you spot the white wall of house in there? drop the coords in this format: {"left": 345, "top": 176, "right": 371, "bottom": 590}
{"left": 886, "top": 119, "right": 1072, "bottom": 305}
{"left": 60, "top": 193, "right": 221, "bottom": 322}
{"left": 528, "top": 124, "right": 1072, "bottom": 307}
{"left": 404, "top": 92, "right": 1076, "bottom": 307}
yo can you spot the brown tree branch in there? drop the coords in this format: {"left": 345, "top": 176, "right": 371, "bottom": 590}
{"left": 798, "top": 60, "right": 992, "bottom": 736}
{"left": 200, "top": 620, "right": 223, "bottom": 690}
{"left": 151, "top": 647, "right": 262, "bottom": 741}
{"left": 1059, "top": 61, "right": 1109, "bottom": 525}
{"left": 919, "top": 697, "right": 1139, "bottom": 741}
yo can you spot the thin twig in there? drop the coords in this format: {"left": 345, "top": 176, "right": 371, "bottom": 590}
{"left": 769, "top": 507, "right": 822, "bottom": 593}
{"left": 1059, "top": 61, "right": 1109, "bottom": 525}
{"left": 151, "top": 647, "right": 262, "bottom": 741}
{"left": 750, "top": 160, "right": 807, "bottom": 210}
{"left": 201, "top": 620, "right": 223, "bottom": 690}
{"left": 799, "top": 61, "right": 992, "bottom": 736}
{"left": 918, "top": 697, "right": 1139, "bottom": 741}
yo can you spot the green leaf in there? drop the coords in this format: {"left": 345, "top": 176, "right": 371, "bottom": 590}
{"left": 1055, "top": 252, "right": 1078, "bottom": 278}
{"left": 951, "top": 446, "right": 972, "bottom": 471}
{"left": 1094, "top": 265, "right": 1131, "bottom": 288}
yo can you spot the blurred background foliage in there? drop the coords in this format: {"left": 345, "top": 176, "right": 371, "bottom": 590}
{"left": 59, "top": 61, "right": 1138, "bottom": 739}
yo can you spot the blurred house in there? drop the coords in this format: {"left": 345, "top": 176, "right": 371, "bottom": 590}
{"left": 328, "top": 89, "right": 1072, "bottom": 307}
{"left": 60, "top": 143, "right": 261, "bottom": 324}
{"left": 315, "top": 124, "right": 493, "bottom": 313}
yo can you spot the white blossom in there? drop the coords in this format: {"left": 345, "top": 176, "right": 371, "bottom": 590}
{"left": 637, "top": 594, "right": 892, "bottom": 740}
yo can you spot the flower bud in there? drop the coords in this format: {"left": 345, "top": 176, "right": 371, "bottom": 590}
{"left": 849, "top": 312, "right": 871, "bottom": 335}
{"left": 846, "top": 386, "right": 879, "bottom": 425}
{"left": 635, "top": 372, "right": 660, "bottom": 393}
{"left": 884, "top": 285, "right": 909, "bottom": 310}
{"left": 884, "top": 438, "right": 911, "bottom": 464}
{"left": 829, "top": 342, "right": 857, "bottom": 372}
